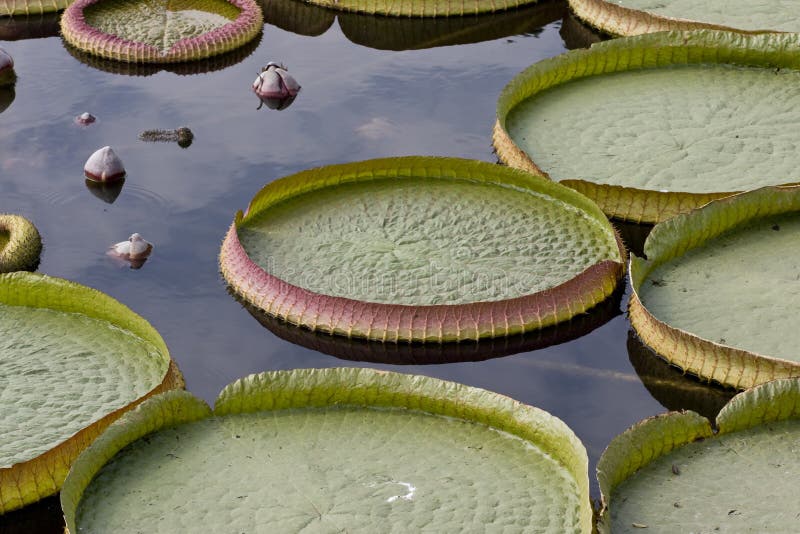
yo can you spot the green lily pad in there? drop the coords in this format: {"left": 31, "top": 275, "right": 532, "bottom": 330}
{"left": 62, "top": 368, "right": 592, "bottom": 533}
{"left": 494, "top": 31, "right": 800, "bottom": 223}
{"left": 60, "top": 0, "right": 263, "bottom": 63}
{"left": 220, "top": 157, "right": 625, "bottom": 342}
{"left": 569, "top": 0, "right": 800, "bottom": 36}
{"left": 630, "top": 186, "right": 800, "bottom": 389}
{"left": 0, "top": 214, "right": 41, "bottom": 273}
{"left": 0, "top": 272, "right": 183, "bottom": 514}
{"left": 598, "top": 378, "right": 800, "bottom": 533}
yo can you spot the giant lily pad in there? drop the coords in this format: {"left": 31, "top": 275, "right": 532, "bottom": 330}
{"left": 60, "top": 0, "right": 263, "bottom": 63}
{"left": 0, "top": 214, "right": 41, "bottom": 273}
{"left": 0, "top": 271, "right": 183, "bottom": 513}
{"left": 597, "top": 377, "right": 800, "bottom": 533}
{"left": 568, "top": 0, "right": 800, "bottom": 37}
{"left": 219, "top": 157, "right": 625, "bottom": 342}
{"left": 494, "top": 31, "right": 800, "bottom": 223}
{"left": 62, "top": 368, "right": 592, "bottom": 533}
{"left": 630, "top": 186, "right": 800, "bottom": 389}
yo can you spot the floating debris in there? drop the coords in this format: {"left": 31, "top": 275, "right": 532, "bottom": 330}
{"left": 75, "top": 112, "right": 96, "bottom": 125}
{"left": 139, "top": 127, "right": 194, "bottom": 148}
{"left": 84, "top": 146, "right": 125, "bottom": 182}
{"left": 108, "top": 233, "right": 153, "bottom": 269}
{"left": 253, "top": 62, "right": 300, "bottom": 110}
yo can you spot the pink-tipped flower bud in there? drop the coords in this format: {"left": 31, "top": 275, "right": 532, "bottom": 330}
{"left": 75, "top": 112, "right": 96, "bottom": 125}
{"left": 84, "top": 146, "right": 125, "bottom": 182}
{"left": 0, "top": 47, "right": 15, "bottom": 86}
{"left": 253, "top": 62, "right": 301, "bottom": 99}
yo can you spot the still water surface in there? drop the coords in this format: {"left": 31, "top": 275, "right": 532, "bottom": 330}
{"left": 0, "top": 2, "right": 732, "bottom": 530}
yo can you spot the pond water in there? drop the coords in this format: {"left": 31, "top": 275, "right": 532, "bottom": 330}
{"left": 0, "top": 2, "right": 733, "bottom": 530}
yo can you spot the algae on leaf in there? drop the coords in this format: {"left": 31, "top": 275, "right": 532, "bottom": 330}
{"left": 63, "top": 368, "right": 593, "bottom": 533}
{"left": 494, "top": 30, "right": 800, "bottom": 223}
{"left": 220, "top": 157, "right": 625, "bottom": 342}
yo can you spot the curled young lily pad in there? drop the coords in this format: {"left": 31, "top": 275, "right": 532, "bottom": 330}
{"left": 0, "top": 214, "right": 41, "bottom": 273}
{"left": 0, "top": 271, "right": 183, "bottom": 514}
{"left": 60, "top": 0, "right": 263, "bottom": 63}
{"left": 62, "top": 368, "right": 592, "bottom": 533}
{"left": 568, "top": 0, "right": 800, "bottom": 37}
{"left": 494, "top": 31, "right": 800, "bottom": 223}
{"left": 630, "top": 185, "right": 800, "bottom": 389}
{"left": 598, "top": 378, "right": 800, "bottom": 533}
{"left": 219, "top": 157, "right": 625, "bottom": 342}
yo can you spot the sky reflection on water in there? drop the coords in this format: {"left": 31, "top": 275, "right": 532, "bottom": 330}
{"left": 0, "top": 3, "right": 735, "bottom": 530}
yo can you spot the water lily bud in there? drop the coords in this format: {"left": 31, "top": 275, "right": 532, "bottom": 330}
{"left": 0, "top": 47, "right": 15, "bottom": 86}
{"left": 108, "top": 233, "right": 153, "bottom": 269}
{"left": 75, "top": 112, "right": 96, "bottom": 125}
{"left": 253, "top": 62, "right": 301, "bottom": 99}
{"left": 84, "top": 146, "right": 125, "bottom": 182}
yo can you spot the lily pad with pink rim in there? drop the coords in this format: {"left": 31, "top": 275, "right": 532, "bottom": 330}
{"left": 219, "top": 157, "right": 626, "bottom": 343}
{"left": 60, "top": 0, "right": 263, "bottom": 63}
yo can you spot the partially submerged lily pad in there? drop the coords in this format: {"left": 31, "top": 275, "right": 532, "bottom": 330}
{"left": 220, "top": 157, "right": 625, "bottom": 342}
{"left": 630, "top": 186, "right": 800, "bottom": 389}
{"left": 494, "top": 31, "right": 800, "bottom": 223}
{"left": 0, "top": 272, "right": 183, "bottom": 513}
{"left": 568, "top": 0, "right": 800, "bottom": 36}
{"left": 60, "top": 0, "right": 263, "bottom": 63}
{"left": 0, "top": 214, "right": 41, "bottom": 273}
{"left": 598, "top": 378, "right": 800, "bottom": 533}
{"left": 62, "top": 368, "right": 592, "bottom": 533}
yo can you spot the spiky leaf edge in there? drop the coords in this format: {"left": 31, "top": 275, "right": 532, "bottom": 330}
{"left": 596, "top": 377, "right": 800, "bottom": 533}
{"left": 0, "top": 272, "right": 184, "bottom": 514}
{"left": 63, "top": 367, "right": 592, "bottom": 533}
{"left": 219, "top": 156, "right": 625, "bottom": 342}
{"left": 629, "top": 185, "right": 800, "bottom": 390}
{"left": 60, "top": 0, "right": 263, "bottom": 64}
{"left": 494, "top": 30, "right": 800, "bottom": 223}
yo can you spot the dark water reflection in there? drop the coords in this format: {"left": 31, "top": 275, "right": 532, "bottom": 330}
{"left": 1, "top": 2, "right": 680, "bottom": 529}
{"left": 627, "top": 331, "right": 737, "bottom": 423}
